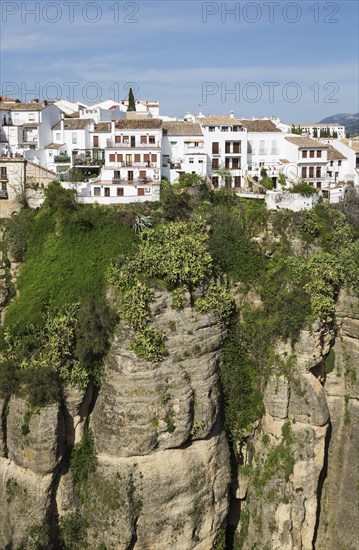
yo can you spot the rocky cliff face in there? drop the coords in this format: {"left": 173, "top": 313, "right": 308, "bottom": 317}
{"left": 236, "top": 289, "right": 358, "bottom": 550}
{"left": 0, "top": 289, "right": 230, "bottom": 549}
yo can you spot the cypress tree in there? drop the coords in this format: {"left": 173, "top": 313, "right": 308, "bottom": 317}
{"left": 128, "top": 88, "right": 136, "bottom": 112}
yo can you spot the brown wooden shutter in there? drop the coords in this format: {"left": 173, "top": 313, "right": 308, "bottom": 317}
{"left": 151, "top": 154, "right": 157, "bottom": 163}
{"left": 93, "top": 136, "right": 99, "bottom": 147}
{"left": 135, "top": 154, "right": 141, "bottom": 162}
{"left": 109, "top": 154, "right": 115, "bottom": 162}
{"left": 138, "top": 188, "right": 145, "bottom": 196}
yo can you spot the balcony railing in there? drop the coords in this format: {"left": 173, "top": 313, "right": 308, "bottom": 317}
{"left": 0, "top": 189, "right": 8, "bottom": 199}
{"left": 55, "top": 156, "right": 71, "bottom": 163}
{"left": 112, "top": 177, "right": 153, "bottom": 184}
{"left": 106, "top": 139, "right": 160, "bottom": 149}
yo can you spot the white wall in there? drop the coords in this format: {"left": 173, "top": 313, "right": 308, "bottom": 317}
{"left": 265, "top": 190, "right": 320, "bottom": 211}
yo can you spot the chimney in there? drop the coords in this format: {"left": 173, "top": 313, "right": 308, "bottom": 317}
{"left": 60, "top": 117, "right": 64, "bottom": 143}
{"left": 349, "top": 139, "right": 352, "bottom": 147}
{"left": 229, "top": 110, "right": 234, "bottom": 119}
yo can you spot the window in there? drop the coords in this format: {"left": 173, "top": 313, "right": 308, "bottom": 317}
{"left": 259, "top": 140, "right": 266, "bottom": 155}
{"left": 309, "top": 167, "right": 314, "bottom": 178}
{"left": 271, "top": 140, "right": 278, "bottom": 155}
{"left": 310, "top": 150, "right": 315, "bottom": 158}
{"left": 1, "top": 182, "right": 7, "bottom": 191}
{"left": 114, "top": 170, "right": 120, "bottom": 178}
{"left": 234, "top": 176, "right": 241, "bottom": 188}
{"left": 189, "top": 158, "right": 194, "bottom": 164}
{"left": 28, "top": 113, "right": 35, "bottom": 121}
{"left": 134, "top": 154, "right": 141, "bottom": 162}
{"left": 212, "top": 142, "right": 219, "bottom": 154}
{"left": 141, "top": 135, "right": 147, "bottom": 144}
{"left": 212, "top": 176, "right": 219, "bottom": 187}
{"left": 194, "top": 142, "right": 199, "bottom": 148}
{"left": 225, "top": 142, "right": 231, "bottom": 154}
{"left": 302, "top": 150, "right": 307, "bottom": 158}
{"left": 151, "top": 154, "right": 157, "bottom": 163}
{"left": 317, "top": 150, "right": 322, "bottom": 158}
{"left": 139, "top": 170, "right": 146, "bottom": 179}
{"left": 149, "top": 135, "right": 155, "bottom": 144}
{"left": 117, "top": 154, "right": 123, "bottom": 162}
{"left": 72, "top": 132, "right": 77, "bottom": 144}
{"left": 316, "top": 167, "right": 321, "bottom": 177}
{"left": 93, "top": 136, "right": 99, "bottom": 148}
{"left": 212, "top": 159, "right": 219, "bottom": 169}
{"left": 115, "top": 136, "right": 121, "bottom": 143}
{"left": 56, "top": 132, "right": 61, "bottom": 141}
{"left": 233, "top": 142, "right": 240, "bottom": 153}
{"left": 123, "top": 136, "right": 129, "bottom": 144}
{"left": 138, "top": 188, "right": 145, "bottom": 196}
{"left": 94, "top": 187, "right": 101, "bottom": 196}
{"left": 338, "top": 160, "right": 342, "bottom": 166}
{"left": 209, "top": 127, "right": 215, "bottom": 132}
{"left": 144, "top": 154, "right": 150, "bottom": 163}
{"left": 199, "top": 159, "right": 203, "bottom": 164}
{"left": 301, "top": 167, "right": 307, "bottom": 178}
{"left": 109, "top": 154, "right": 116, "bottom": 162}
{"left": 248, "top": 141, "right": 253, "bottom": 154}
{"left": 104, "top": 187, "right": 110, "bottom": 197}
{"left": 1, "top": 167, "right": 7, "bottom": 178}
{"left": 117, "top": 188, "right": 124, "bottom": 196}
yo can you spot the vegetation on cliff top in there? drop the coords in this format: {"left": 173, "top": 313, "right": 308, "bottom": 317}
{"left": 0, "top": 182, "right": 358, "bottom": 436}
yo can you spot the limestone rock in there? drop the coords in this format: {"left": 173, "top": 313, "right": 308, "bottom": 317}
{"left": 7, "top": 396, "right": 63, "bottom": 475}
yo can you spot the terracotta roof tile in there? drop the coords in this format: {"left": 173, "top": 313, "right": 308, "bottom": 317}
{"left": 52, "top": 119, "right": 94, "bottom": 130}
{"left": 285, "top": 136, "right": 328, "bottom": 148}
{"left": 163, "top": 122, "right": 203, "bottom": 136}
{"left": 327, "top": 144, "right": 347, "bottom": 161}
{"left": 115, "top": 119, "right": 162, "bottom": 130}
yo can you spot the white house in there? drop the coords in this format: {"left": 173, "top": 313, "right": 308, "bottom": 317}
{"left": 80, "top": 118, "right": 163, "bottom": 204}
{"left": 198, "top": 115, "right": 248, "bottom": 189}
{"left": 241, "top": 118, "right": 285, "bottom": 185}
{"left": 283, "top": 136, "right": 329, "bottom": 189}
{"left": 162, "top": 121, "right": 206, "bottom": 182}
{"left": 0, "top": 101, "right": 61, "bottom": 156}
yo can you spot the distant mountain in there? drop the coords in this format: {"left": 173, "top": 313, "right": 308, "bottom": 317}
{"left": 318, "top": 113, "right": 359, "bottom": 136}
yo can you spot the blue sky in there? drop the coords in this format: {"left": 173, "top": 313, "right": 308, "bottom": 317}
{"left": 1, "top": 0, "right": 358, "bottom": 121}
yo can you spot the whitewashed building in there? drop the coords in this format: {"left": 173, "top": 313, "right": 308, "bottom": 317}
{"left": 198, "top": 115, "right": 248, "bottom": 189}
{"left": 0, "top": 101, "right": 61, "bottom": 157}
{"left": 80, "top": 119, "right": 162, "bottom": 203}
{"left": 161, "top": 122, "right": 206, "bottom": 182}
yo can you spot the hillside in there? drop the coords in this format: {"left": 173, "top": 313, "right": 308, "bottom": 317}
{"left": 0, "top": 182, "right": 358, "bottom": 549}
{"left": 318, "top": 113, "right": 359, "bottom": 136}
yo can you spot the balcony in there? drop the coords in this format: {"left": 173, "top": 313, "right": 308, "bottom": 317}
{"left": 112, "top": 177, "right": 154, "bottom": 184}
{"left": 55, "top": 156, "right": 71, "bottom": 164}
{"left": 106, "top": 139, "right": 160, "bottom": 149}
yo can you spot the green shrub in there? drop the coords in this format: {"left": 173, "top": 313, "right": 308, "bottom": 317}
{"left": 209, "top": 207, "right": 266, "bottom": 283}
{"left": 4, "top": 208, "right": 36, "bottom": 262}
{"left": 324, "top": 349, "right": 335, "bottom": 374}
{"left": 70, "top": 429, "right": 97, "bottom": 487}
{"left": 195, "top": 283, "right": 235, "bottom": 324}
{"left": 290, "top": 181, "right": 316, "bottom": 196}
{"left": 59, "top": 512, "right": 88, "bottom": 550}
{"left": 130, "top": 327, "right": 166, "bottom": 362}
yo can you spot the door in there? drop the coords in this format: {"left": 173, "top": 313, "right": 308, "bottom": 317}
{"left": 233, "top": 142, "right": 240, "bottom": 153}
{"left": 212, "top": 142, "right": 219, "bottom": 154}
{"left": 104, "top": 187, "right": 110, "bottom": 197}
{"left": 126, "top": 154, "right": 132, "bottom": 166}
{"left": 131, "top": 136, "right": 136, "bottom": 147}
{"left": 93, "top": 136, "right": 99, "bottom": 148}
{"left": 139, "top": 170, "right": 146, "bottom": 180}
{"left": 128, "top": 171, "right": 134, "bottom": 181}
